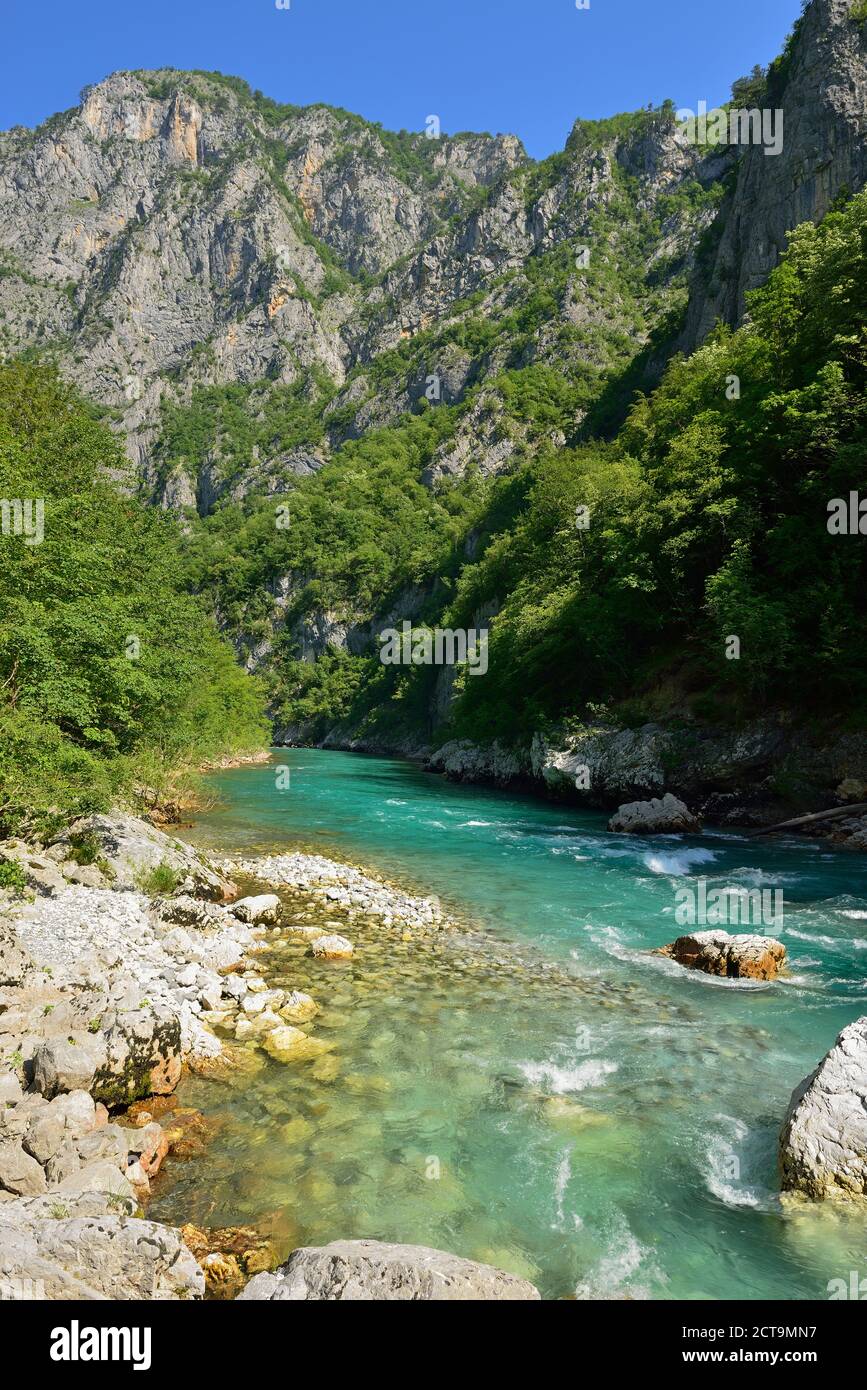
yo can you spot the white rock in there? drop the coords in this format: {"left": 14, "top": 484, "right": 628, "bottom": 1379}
{"left": 0, "top": 1197, "right": 204, "bottom": 1299}
{"left": 780, "top": 1017, "right": 867, "bottom": 1200}
{"left": 241, "top": 995, "right": 267, "bottom": 1016}
{"left": 237, "top": 1240, "right": 540, "bottom": 1300}
{"left": 231, "top": 895, "right": 281, "bottom": 925}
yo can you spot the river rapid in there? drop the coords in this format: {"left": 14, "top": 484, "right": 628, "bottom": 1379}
{"left": 149, "top": 749, "right": 867, "bottom": 1301}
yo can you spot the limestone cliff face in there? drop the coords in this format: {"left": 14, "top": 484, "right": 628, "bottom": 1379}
{"left": 0, "top": 2, "right": 864, "bottom": 515}
{"left": 0, "top": 71, "right": 524, "bottom": 498}
{"left": 684, "top": 0, "right": 867, "bottom": 347}
{"left": 0, "top": 72, "right": 721, "bottom": 506}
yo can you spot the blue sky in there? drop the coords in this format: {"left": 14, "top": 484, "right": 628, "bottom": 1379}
{"left": 2, "top": 0, "right": 806, "bottom": 159}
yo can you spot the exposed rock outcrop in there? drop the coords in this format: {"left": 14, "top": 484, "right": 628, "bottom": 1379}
{"left": 0, "top": 1081, "right": 170, "bottom": 1207}
{"left": 684, "top": 0, "right": 867, "bottom": 349}
{"left": 48, "top": 813, "right": 234, "bottom": 899}
{"left": 780, "top": 1016, "right": 867, "bottom": 1200}
{"left": 236, "top": 1239, "right": 541, "bottom": 1301}
{"left": 0, "top": 1192, "right": 204, "bottom": 1300}
{"left": 425, "top": 721, "right": 867, "bottom": 834}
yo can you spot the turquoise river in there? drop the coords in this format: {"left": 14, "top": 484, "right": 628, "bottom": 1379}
{"left": 151, "top": 748, "right": 867, "bottom": 1300}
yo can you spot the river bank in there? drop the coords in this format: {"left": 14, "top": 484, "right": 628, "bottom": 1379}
{"left": 0, "top": 807, "right": 551, "bottom": 1298}
{"left": 308, "top": 718, "right": 867, "bottom": 847}
{"left": 3, "top": 758, "right": 867, "bottom": 1301}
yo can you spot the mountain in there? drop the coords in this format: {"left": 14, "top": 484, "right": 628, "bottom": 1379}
{"left": 0, "top": 68, "right": 728, "bottom": 507}
{"left": 685, "top": 0, "right": 867, "bottom": 347}
{"left": 2, "top": 0, "right": 867, "bottom": 814}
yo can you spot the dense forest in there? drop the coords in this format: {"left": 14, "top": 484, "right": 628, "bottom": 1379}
{"left": 183, "top": 189, "right": 867, "bottom": 747}
{"left": 0, "top": 365, "right": 267, "bottom": 835}
{"left": 2, "top": 188, "right": 865, "bottom": 834}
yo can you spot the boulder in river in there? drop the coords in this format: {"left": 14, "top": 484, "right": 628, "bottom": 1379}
{"left": 236, "top": 1239, "right": 541, "bottom": 1300}
{"left": 280, "top": 990, "right": 318, "bottom": 1025}
{"left": 656, "top": 930, "right": 786, "bottom": 981}
{"left": 262, "top": 1027, "right": 332, "bottom": 1064}
{"left": 780, "top": 1016, "right": 867, "bottom": 1200}
{"left": 608, "top": 794, "right": 700, "bottom": 834}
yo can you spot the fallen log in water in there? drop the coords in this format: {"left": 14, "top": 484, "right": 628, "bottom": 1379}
{"left": 748, "top": 802, "right": 867, "bottom": 838}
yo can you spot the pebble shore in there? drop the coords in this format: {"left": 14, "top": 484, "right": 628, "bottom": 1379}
{"left": 0, "top": 811, "right": 476, "bottom": 1298}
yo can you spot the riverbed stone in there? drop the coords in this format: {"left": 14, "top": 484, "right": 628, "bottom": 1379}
{"left": 181, "top": 1223, "right": 279, "bottom": 1300}
{"left": 238, "top": 1009, "right": 284, "bottom": 1042}
{"left": 159, "top": 1107, "right": 214, "bottom": 1160}
{"left": 260, "top": 1026, "right": 308, "bottom": 1061}
{"left": 287, "top": 925, "right": 327, "bottom": 941}
{"left": 280, "top": 991, "right": 318, "bottom": 1024}
{"left": 657, "top": 931, "right": 786, "bottom": 981}
{"left": 236, "top": 1239, "right": 541, "bottom": 1300}
{"left": 780, "top": 1016, "right": 867, "bottom": 1200}
{"left": 311, "top": 934, "right": 354, "bottom": 960}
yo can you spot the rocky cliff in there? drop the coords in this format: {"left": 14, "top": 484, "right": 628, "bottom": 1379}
{"left": 0, "top": 70, "right": 726, "bottom": 508}
{"left": 3, "top": 8, "right": 863, "bottom": 510}
{"left": 684, "top": 0, "right": 867, "bottom": 347}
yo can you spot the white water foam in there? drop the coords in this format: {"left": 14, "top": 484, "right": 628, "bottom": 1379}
{"left": 786, "top": 927, "right": 840, "bottom": 948}
{"left": 574, "top": 1215, "right": 662, "bottom": 1300}
{"left": 703, "top": 1115, "right": 777, "bottom": 1211}
{"left": 553, "top": 1149, "right": 582, "bottom": 1231}
{"left": 643, "top": 848, "right": 717, "bottom": 876}
{"left": 519, "top": 1058, "right": 618, "bottom": 1094}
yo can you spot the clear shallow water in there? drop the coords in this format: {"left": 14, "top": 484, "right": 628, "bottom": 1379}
{"left": 152, "top": 749, "right": 867, "bottom": 1299}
